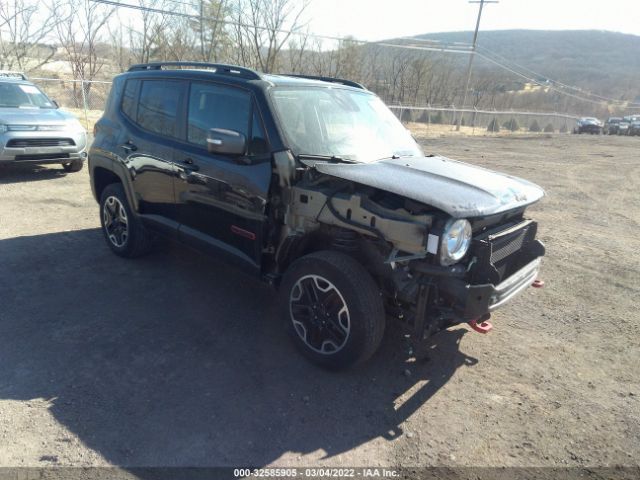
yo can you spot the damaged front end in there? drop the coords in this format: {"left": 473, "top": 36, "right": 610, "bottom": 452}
{"left": 276, "top": 158, "right": 546, "bottom": 355}
{"left": 395, "top": 219, "right": 545, "bottom": 347}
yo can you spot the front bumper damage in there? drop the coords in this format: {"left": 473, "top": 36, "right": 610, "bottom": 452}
{"left": 439, "top": 255, "right": 542, "bottom": 320}
{"left": 399, "top": 220, "right": 545, "bottom": 344}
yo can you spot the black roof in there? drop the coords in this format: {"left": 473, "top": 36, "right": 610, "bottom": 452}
{"left": 126, "top": 62, "right": 367, "bottom": 91}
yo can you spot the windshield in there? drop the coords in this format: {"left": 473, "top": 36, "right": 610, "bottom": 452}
{"left": 270, "top": 87, "right": 423, "bottom": 163}
{"left": 0, "top": 82, "right": 55, "bottom": 108}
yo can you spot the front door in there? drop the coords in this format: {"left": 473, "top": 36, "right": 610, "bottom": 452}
{"left": 174, "top": 81, "right": 272, "bottom": 271}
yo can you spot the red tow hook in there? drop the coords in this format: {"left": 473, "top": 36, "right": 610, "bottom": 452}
{"left": 532, "top": 279, "right": 545, "bottom": 288}
{"left": 468, "top": 314, "right": 493, "bottom": 334}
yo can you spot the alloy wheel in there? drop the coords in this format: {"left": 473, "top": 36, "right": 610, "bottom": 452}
{"left": 289, "top": 274, "right": 351, "bottom": 354}
{"left": 102, "top": 196, "right": 129, "bottom": 248}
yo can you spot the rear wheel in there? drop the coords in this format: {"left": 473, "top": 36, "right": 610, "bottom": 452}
{"left": 62, "top": 159, "right": 83, "bottom": 172}
{"left": 99, "top": 183, "right": 153, "bottom": 258}
{"left": 280, "top": 251, "right": 385, "bottom": 370}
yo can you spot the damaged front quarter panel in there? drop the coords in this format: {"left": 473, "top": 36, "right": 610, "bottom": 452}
{"left": 283, "top": 180, "right": 433, "bottom": 257}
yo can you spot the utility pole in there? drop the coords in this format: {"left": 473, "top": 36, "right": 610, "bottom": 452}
{"left": 456, "top": 0, "right": 498, "bottom": 131}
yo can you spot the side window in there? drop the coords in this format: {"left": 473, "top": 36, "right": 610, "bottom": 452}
{"left": 187, "top": 82, "right": 250, "bottom": 148}
{"left": 121, "top": 79, "right": 139, "bottom": 120}
{"left": 137, "top": 80, "right": 182, "bottom": 137}
{"left": 249, "top": 110, "right": 269, "bottom": 156}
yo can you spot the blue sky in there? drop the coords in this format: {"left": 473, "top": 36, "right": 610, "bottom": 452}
{"left": 305, "top": 0, "right": 640, "bottom": 41}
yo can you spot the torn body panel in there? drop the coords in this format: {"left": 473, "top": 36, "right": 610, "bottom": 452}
{"left": 284, "top": 183, "right": 432, "bottom": 255}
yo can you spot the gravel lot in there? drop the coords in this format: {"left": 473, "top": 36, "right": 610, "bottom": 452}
{"left": 0, "top": 134, "right": 638, "bottom": 472}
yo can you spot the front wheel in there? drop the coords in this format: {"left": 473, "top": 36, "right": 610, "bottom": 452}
{"left": 280, "top": 251, "right": 385, "bottom": 370}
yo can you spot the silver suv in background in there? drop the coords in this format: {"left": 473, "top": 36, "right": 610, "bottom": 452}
{"left": 0, "top": 71, "right": 87, "bottom": 172}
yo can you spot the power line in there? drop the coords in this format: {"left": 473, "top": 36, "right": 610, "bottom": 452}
{"left": 92, "top": 0, "right": 637, "bottom": 110}
{"left": 385, "top": 36, "right": 640, "bottom": 109}
{"left": 90, "top": 0, "right": 475, "bottom": 54}
{"left": 473, "top": 50, "right": 633, "bottom": 108}
{"left": 475, "top": 45, "right": 640, "bottom": 107}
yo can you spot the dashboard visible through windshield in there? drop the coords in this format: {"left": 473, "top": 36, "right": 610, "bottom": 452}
{"left": 0, "top": 82, "right": 55, "bottom": 109}
{"left": 270, "top": 86, "right": 423, "bottom": 163}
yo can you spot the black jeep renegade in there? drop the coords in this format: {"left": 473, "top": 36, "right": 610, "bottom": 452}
{"left": 89, "top": 62, "right": 546, "bottom": 369}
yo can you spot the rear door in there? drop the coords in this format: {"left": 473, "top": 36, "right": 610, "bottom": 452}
{"left": 173, "top": 81, "right": 272, "bottom": 271}
{"left": 120, "top": 78, "right": 187, "bottom": 235}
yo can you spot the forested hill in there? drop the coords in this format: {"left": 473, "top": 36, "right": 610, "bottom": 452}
{"left": 415, "top": 30, "right": 640, "bottom": 100}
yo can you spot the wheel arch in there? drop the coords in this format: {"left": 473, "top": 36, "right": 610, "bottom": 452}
{"left": 275, "top": 226, "right": 392, "bottom": 290}
{"left": 276, "top": 230, "right": 334, "bottom": 275}
{"left": 89, "top": 154, "right": 139, "bottom": 212}
{"left": 94, "top": 167, "right": 122, "bottom": 199}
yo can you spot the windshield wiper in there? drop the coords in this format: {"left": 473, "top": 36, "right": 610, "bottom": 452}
{"left": 297, "top": 153, "right": 356, "bottom": 164}
{"left": 373, "top": 154, "right": 417, "bottom": 162}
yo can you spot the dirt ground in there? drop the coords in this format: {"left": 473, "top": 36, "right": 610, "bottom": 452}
{"left": 0, "top": 134, "right": 638, "bottom": 473}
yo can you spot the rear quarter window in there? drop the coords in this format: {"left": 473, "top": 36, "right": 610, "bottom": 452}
{"left": 121, "top": 79, "right": 139, "bottom": 120}
{"left": 136, "top": 80, "right": 183, "bottom": 138}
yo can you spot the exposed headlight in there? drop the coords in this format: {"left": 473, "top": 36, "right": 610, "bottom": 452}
{"left": 440, "top": 218, "right": 472, "bottom": 266}
{"left": 0, "top": 124, "right": 7, "bottom": 133}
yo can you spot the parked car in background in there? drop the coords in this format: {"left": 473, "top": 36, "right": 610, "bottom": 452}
{"left": 618, "top": 118, "right": 630, "bottom": 135}
{"left": 618, "top": 115, "right": 640, "bottom": 136}
{"left": 604, "top": 117, "right": 622, "bottom": 135}
{"left": 0, "top": 71, "right": 87, "bottom": 172}
{"left": 574, "top": 117, "right": 603, "bottom": 134}
{"left": 621, "top": 115, "right": 640, "bottom": 136}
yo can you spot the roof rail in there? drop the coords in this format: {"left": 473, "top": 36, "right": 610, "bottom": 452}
{"left": 127, "top": 62, "right": 262, "bottom": 80}
{"left": 282, "top": 74, "right": 366, "bottom": 90}
{"left": 0, "top": 70, "right": 27, "bottom": 80}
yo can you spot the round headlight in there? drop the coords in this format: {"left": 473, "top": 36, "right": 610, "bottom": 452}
{"left": 440, "top": 219, "right": 472, "bottom": 266}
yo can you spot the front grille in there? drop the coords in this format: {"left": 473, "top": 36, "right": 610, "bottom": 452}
{"left": 490, "top": 223, "right": 534, "bottom": 265}
{"left": 6, "top": 138, "right": 75, "bottom": 148}
{"left": 14, "top": 153, "right": 70, "bottom": 161}
{"left": 470, "top": 220, "right": 538, "bottom": 284}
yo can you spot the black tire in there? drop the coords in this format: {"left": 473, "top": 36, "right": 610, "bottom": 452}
{"left": 62, "top": 159, "right": 84, "bottom": 172}
{"left": 99, "top": 182, "right": 153, "bottom": 258}
{"left": 279, "top": 250, "right": 385, "bottom": 370}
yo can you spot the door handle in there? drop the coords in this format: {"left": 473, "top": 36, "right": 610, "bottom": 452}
{"left": 120, "top": 141, "right": 137, "bottom": 152}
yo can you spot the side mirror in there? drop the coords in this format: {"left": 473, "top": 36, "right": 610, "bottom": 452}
{"left": 207, "top": 128, "right": 246, "bottom": 156}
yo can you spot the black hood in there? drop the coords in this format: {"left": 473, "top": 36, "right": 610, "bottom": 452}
{"left": 313, "top": 155, "right": 545, "bottom": 218}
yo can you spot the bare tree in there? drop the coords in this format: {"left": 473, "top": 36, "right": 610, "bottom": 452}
{"left": 285, "top": 27, "right": 310, "bottom": 73}
{"left": 126, "top": 0, "right": 170, "bottom": 64}
{"left": 333, "top": 37, "right": 361, "bottom": 80}
{"left": 191, "top": 0, "right": 231, "bottom": 63}
{"left": 54, "top": 0, "right": 114, "bottom": 105}
{"left": 155, "top": 15, "right": 198, "bottom": 62}
{"left": 308, "top": 38, "right": 334, "bottom": 76}
{"left": 107, "top": 14, "right": 133, "bottom": 72}
{"left": 234, "top": 0, "right": 310, "bottom": 73}
{"left": 0, "top": 0, "right": 61, "bottom": 71}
